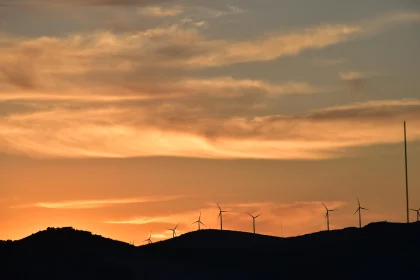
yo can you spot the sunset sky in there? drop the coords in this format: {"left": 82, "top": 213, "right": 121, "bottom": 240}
{"left": 1, "top": 0, "right": 420, "bottom": 244}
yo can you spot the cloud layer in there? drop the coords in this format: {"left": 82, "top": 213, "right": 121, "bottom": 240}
{"left": 1, "top": 10, "right": 419, "bottom": 159}
{"left": 1, "top": 99, "right": 419, "bottom": 159}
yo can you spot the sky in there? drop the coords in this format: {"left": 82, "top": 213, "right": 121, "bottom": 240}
{"left": 0, "top": 0, "right": 420, "bottom": 243}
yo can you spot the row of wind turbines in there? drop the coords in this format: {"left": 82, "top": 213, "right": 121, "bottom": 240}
{"left": 141, "top": 121, "right": 417, "bottom": 244}
{"left": 142, "top": 198, "right": 420, "bottom": 244}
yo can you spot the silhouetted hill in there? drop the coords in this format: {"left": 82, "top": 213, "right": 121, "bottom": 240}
{"left": 1, "top": 222, "right": 420, "bottom": 279}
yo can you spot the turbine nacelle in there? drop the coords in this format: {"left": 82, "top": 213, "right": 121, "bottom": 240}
{"left": 247, "top": 212, "right": 262, "bottom": 219}
{"left": 144, "top": 232, "right": 152, "bottom": 244}
{"left": 167, "top": 223, "right": 179, "bottom": 238}
{"left": 216, "top": 203, "right": 230, "bottom": 219}
{"left": 216, "top": 203, "right": 230, "bottom": 230}
{"left": 193, "top": 211, "right": 205, "bottom": 230}
{"left": 354, "top": 197, "right": 369, "bottom": 228}
{"left": 247, "top": 212, "right": 262, "bottom": 234}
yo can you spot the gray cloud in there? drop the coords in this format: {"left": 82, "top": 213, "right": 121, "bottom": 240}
{"left": 0, "top": 11, "right": 417, "bottom": 98}
{"left": 0, "top": 0, "right": 176, "bottom": 7}
{"left": 140, "top": 100, "right": 420, "bottom": 142}
{"left": 0, "top": 101, "right": 40, "bottom": 116}
{"left": 339, "top": 72, "right": 368, "bottom": 94}
{"left": 0, "top": 63, "right": 38, "bottom": 90}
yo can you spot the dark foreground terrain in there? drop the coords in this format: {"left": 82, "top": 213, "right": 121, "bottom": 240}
{"left": 1, "top": 222, "right": 419, "bottom": 279}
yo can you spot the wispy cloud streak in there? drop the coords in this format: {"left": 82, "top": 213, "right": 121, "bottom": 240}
{"left": 137, "top": 5, "right": 183, "bottom": 17}
{"left": 15, "top": 196, "right": 184, "bottom": 209}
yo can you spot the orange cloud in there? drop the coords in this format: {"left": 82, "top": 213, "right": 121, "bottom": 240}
{"left": 13, "top": 196, "right": 185, "bottom": 209}
{"left": 137, "top": 5, "right": 183, "bottom": 17}
{"left": 0, "top": 99, "right": 419, "bottom": 159}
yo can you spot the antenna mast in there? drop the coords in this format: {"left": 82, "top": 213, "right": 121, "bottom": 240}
{"left": 404, "top": 121, "right": 409, "bottom": 223}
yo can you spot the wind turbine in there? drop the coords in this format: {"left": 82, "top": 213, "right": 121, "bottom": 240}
{"left": 323, "top": 203, "right": 337, "bottom": 231}
{"left": 193, "top": 211, "right": 205, "bottom": 230}
{"left": 217, "top": 203, "right": 229, "bottom": 230}
{"left": 247, "top": 212, "right": 262, "bottom": 234}
{"left": 144, "top": 232, "right": 152, "bottom": 244}
{"left": 354, "top": 197, "right": 369, "bottom": 228}
{"left": 167, "top": 223, "right": 179, "bottom": 238}
{"left": 410, "top": 208, "right": 420, "bottom": 222}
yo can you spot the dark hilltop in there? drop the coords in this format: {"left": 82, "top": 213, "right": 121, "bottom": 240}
{"left": 1, "top": 222, "right": 420, "bottom": 280}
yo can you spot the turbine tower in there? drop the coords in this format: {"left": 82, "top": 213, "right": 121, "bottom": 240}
{"left": 354, "top": 197, "right": 369, "bottom": 228}
{"left": 144, "top": 232, "right": 152, "bottom": 244}
{"left": 247, "top": 212, "right": 262, "bottom": 234}
{"left": 323, "top": 203, "right": 337, "bottom": 231}
{"left": 410, "top": 208, "right": 420, "bottom": 222}
{"left": 193, "top": 211, "right": 205, "bottom": 230}
{"left": 167, "top": 223, "right": 179, "bottom": 238}
{"left": 217, "top": 203, "right": 229, "bottom": 230}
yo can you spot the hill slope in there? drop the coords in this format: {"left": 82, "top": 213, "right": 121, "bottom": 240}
{"left": 1, "top": 222, "right": 419, "bottom": 280}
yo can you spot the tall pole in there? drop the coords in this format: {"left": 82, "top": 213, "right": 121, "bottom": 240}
{"left": 404, "top": 121, "right": 409, "bottom": 223}
{"left": 359, "top": 209, "right": 362, "bottom": 228}
{"left": 253, "top": 218, "right": 255, "bottom": 234}
{"left": 220, "top": 213, "right": 223, "bottom": 230}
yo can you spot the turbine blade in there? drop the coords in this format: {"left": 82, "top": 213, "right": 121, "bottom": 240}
{"left": 247, "top": 212, "right": 253, "bottom": 217}
{"left": 217, "top": 212, "right": 221, "bottom": 220}
{"left": 216, "top": 203, "right": 221, "bottom": 210}
{"left": 256, "top": 213, "right": 262, "bottom": 218}
{"left": 200, "top": 221, "right": 206, "bottom": 226}
{"left": 354, "top": 208, "right": 359, "bottom": 215}
{"left": 199, "top": 211, "right": 202, "bottom": 219}
{"left": 357, "top": 197, "right": 360, "bottom": 207}
{"left": 330, "top": 209, "right": 337, "bottom": 211}
{"left": 175, "top": 223, "right": 179, "bottom": 230}
{"left": 322, "top": 202, "right": 327, "bottom": 210}
{"left": 361, "top": 207, "right": 368, "bottom": 210}
{"left": 192, "top": 221, "right": 198, "bottom": 224}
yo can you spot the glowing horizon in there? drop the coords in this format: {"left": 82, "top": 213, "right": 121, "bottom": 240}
{"left": 0, "top": 0, "right": 419, "bottom": 244}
